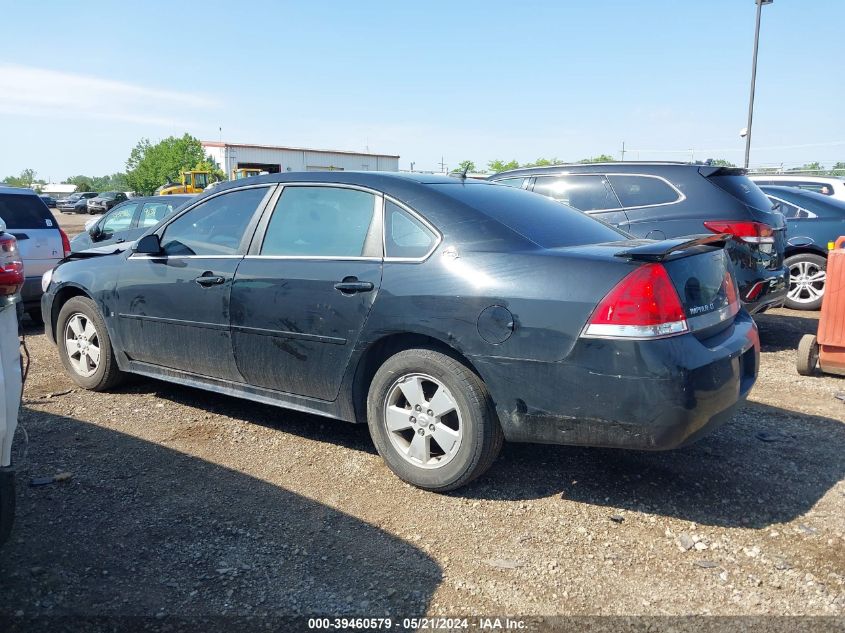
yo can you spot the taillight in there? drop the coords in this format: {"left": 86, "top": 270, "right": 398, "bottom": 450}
{"left": 582, "top": 263, "right": 688, "bottom": 339}
{"left": 703, "top": 220, "right": 774, "bottom": 244}
{"left": 60, "top": 228, "right": 71, "bottom": 257}
{"left": 0, "top": 234, "right": 24, "bottom": 296}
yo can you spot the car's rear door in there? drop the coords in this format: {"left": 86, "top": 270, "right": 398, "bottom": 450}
{"left": 114, "top": 185, "right": 273, "bottom": 380}
{"left": 229, "top": 184, "right": 383, "bottom": 400}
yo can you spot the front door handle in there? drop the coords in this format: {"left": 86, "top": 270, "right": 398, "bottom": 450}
{"left": 194, "top": 273, "right": 226, "bottom": 287}
{"left": 334, "top": 278, "right": 374, "bottom": 294}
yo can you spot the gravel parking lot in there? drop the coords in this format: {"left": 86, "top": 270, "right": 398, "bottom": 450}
{"left": 0, "top": 212, "right": 843, "bottom": 620}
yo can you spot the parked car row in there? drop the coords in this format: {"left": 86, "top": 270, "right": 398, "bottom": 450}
{"left": 56, "top": 191, "right": 129, "bottom": 214}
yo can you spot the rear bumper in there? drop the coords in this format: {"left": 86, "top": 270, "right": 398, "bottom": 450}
{"left": 740, "top": 266, "right": 788, "bottom": 314}
{"left": 473, "top": 311, "right": 759, "bottom": 450}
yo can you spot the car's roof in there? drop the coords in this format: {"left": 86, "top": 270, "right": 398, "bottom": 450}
{"left": 0, "top": 185, "right": 40, "bottom": 197}
{"left": 751, "top": 174, "right": 845, "bottom": 183}
{"left": 487, "top": 162, "right": 742, "bottom": 178}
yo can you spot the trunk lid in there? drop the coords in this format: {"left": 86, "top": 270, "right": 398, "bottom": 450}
{"left": 0, "top": 193, "right": 63, "bottom": 277}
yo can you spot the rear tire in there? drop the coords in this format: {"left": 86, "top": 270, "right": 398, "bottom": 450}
{"left": 367, "top": 348, "right": 503, "bottom": 492}
{"left": 785, "top": 253, "right": 827, "bottom": 311}
{"left": 796, "top": 334, "right": 819, "bottom": 376}
{"left": 56, "top": 296, "right": 125, "bottom": 391}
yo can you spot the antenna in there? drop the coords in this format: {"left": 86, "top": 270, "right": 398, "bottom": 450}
{"left": 460, "top": 162, "right": 470, "bottom": 179}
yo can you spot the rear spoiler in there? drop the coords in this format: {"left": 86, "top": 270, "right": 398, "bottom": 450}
{"left": 615, "top": 233, "right": 729, "bottom": 262}
{"left": 698, "top": 166, "right": 747, "bottom": 178}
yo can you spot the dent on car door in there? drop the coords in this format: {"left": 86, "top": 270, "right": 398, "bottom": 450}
{"left": 114, "top": 186, "right": 272, "bottom": 380}
{"left": 230, "top": 185, "right": 383, "bottom": 400}
{"left": 531, "top": 175, "right": 628, "bottom": 229}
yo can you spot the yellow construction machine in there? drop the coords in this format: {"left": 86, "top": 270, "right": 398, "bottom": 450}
{"left": 232, "top": 168, "right": 263, "bottom": 180}
{"left": 155, "top": 170, "right": 211, "bottom": 195}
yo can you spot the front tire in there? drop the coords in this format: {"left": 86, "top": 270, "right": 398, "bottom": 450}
{"left": 796, "top": 334, "right": 819, "bottom": 376}
{"left": 367, "top": 348, "right": 503, "bottom": 492}
{"left": 785, "top": 253, "right": 827, "bottom": 311}
{"left": 56, "top": 296, "right": 124, "bottom": 391}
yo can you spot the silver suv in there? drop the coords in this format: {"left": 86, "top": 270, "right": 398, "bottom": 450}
{"left": 0, "top": 186, "right": 69, "bottom": 322}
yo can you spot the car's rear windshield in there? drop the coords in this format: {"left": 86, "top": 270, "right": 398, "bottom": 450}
{"left": 430, "top": 183, "right": 627, "bottom": 248}
{"left": 0, "top": 194, "right": 56, "bottom": 229}
{"left": 707, "top": 174, "right": 774, "bottom": 212}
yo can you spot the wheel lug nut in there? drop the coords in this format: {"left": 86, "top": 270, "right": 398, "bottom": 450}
{"left": 415, "top": 405, "right": 421, "bottom": 412}
{"left": 428, "top": 424, "right": 434, "bottom": 431}
{"left": 410, "top": 416, "right": 416, "bottom": 423}
{"left": 427, "top": 409, "right": 433, "bottom": 416}
{"left": 417, "top": 428, "right": 425, "bottom": 436}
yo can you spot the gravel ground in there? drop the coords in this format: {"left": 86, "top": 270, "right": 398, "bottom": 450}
{"left": 0, "top": 211, "right": 843, "bottom": 621}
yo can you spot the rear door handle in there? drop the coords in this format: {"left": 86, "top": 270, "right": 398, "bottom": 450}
{"left": 194, "top": 274, "right": 226, "bottom": 287}
{"left": 334, "top": 279, "right": 374, "bottom": 294}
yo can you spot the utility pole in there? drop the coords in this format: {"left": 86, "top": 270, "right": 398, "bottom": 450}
{"left": 438, "top": 156, "right": 447, "bottom": 173}
{"left": 621, "top": 141, "right": 626, "bottom": 162}
{"left": 744, "top": 0, "right": 773, "bottom": 169}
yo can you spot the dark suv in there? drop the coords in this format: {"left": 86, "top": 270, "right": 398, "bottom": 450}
{"left": 490, "top": 162, "right": 787, "bottom": 313}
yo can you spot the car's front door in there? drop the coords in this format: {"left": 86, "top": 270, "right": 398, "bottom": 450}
{"left": 230, "top": 184, "right": 383, "bottom": 400}
{"left": 114, "top": 186, "right": 273, "bottom": 380}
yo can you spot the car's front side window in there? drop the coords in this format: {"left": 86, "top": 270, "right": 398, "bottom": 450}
{"left": 160, "top": 187, "right": 269, "bottom": 257}
{"left": 101, "top": 206, "right": 135, "bottom": 235}
{"left": 533, "top": 175, "right": 619, "bottom": 211}
{"left": 493, "top": 177, "right": 526, "bottom": 189}
{"left": 260, "top": 186, "right": 378, "bottom": 258}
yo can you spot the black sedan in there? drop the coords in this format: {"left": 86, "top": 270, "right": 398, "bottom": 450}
{"left": 760, "top": 185, "right": 845, "bottom": 310}
{"left": 86, "top": 191, "right": 128, "bottom": 215}
{"left": 41, "top": 173, "right": 758, "bottom": 491}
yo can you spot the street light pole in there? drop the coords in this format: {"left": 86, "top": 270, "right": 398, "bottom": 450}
{"left": 744, "top": 0, "right": 772, "bottom": 169}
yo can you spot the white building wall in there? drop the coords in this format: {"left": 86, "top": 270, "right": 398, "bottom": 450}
{"left": 202, "top": 143, "right": 399, "bottom": 176}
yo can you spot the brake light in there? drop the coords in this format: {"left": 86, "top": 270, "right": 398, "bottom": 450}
{"left": 59, "top": 228, "right": 71, "bottom": 257}
{"left": 0, "top": 234, "right": 24, "bottom": 296}
{"left": 582, "top": 263, "right": 688, "bottom": 339}
{"left": 703, "top": 220, "right": 774, "bottom": 244}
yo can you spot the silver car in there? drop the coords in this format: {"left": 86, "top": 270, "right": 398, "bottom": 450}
{"left": 0, "top": 186, "right": 69, "bottom": 322}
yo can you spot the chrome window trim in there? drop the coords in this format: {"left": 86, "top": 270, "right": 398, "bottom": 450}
{"left": 382, "top": 195, "right": 443, "bottom": 263}
{"left": 244, "top": 255, "right": 381, "bottom": 262}
{"left": 155, "top": 183, "right": 276, "bottom": 232}
{"left": 128, "top": 254, "right": 244, "bottom": 261}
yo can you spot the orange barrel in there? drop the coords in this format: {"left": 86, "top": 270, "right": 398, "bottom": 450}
{"left": 817, "top": 236, "right": 845, "bottom": 375}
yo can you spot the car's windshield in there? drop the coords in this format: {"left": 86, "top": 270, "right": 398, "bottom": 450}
{"left": 67, "top": 193, "right": 82, "bottom": 201}
{"left": 101, "top": 192, "right": 117, "bottom": 199}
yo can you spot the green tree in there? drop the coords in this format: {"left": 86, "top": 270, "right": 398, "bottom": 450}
{"left": 578, "top": 154, "right": 615, "bottom": 164}
{"left": 487, "top": 159, "right": 520, "bottom": 173}
{"left": 708, "top": 159, "right": 736, "bottom": 167}
{"left": 788, "top": 162, "right": 823, "bottom": 173}
{"left": 2, "top": 168, "right": 38, "bottom": 188}
{"left": 125, "top": 134, "right": 213, "bottom": 195}
{"left": 522, "top": 157, "right": 561, "bottom": 168}
{"left": 831, "top": 162, "right": 845, "bottom": 174}
{"left": 454, "top": 160, "right": 476, "bottom": 173}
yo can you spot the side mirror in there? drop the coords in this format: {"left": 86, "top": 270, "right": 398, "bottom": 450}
{"left": 133, "top": 233, "right": 162, "bottom": 255}
{"left": 88, "top": 225, "right": 102, "bottom": 240}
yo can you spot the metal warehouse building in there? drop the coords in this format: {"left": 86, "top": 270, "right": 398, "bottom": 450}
{"left": 202, "top": 141, "right": 400, "bottom": 176}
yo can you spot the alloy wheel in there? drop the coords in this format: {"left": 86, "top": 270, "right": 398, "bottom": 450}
{"left": 788, "top": 260, "right": 826, "bottom": 305}
{"left": 383, "top": 373, "right": 463, "bottom": 469}
{"left": 64, "top": 313, "right": 101, "bottom": 377}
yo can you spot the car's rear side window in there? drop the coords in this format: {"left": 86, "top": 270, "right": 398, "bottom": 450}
{"left": 385, "top": 201, "right": 437, "bottom": 259}
{"left": 0, "top": 194, "right": 56, "bottom": 229}
{"left": 492, "top": 177, "right": 526, "bottom": 189}
{"left": 707, "top": 175, "right": 773, "bottom": 211}
{"left": 429, "top": 183, "right": 626, "bottom": 248}
{"left": 607, "top": 175, "right": 680, "bottom": 207}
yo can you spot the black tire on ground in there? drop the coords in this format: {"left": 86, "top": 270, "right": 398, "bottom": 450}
{"left": 56, "top": 296, "right": 125, "bottom": 391}
{"left": 796, "top": 334, "right": 819, "bottom": 376}
{"left": 26, "top": 309, "right": 43, "bottom": 325}
{"left": 367, "top": 348, "right": 503, "bottom": 492}
{"left": 785, "top": 253, "right": 827, "bottom": 311}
